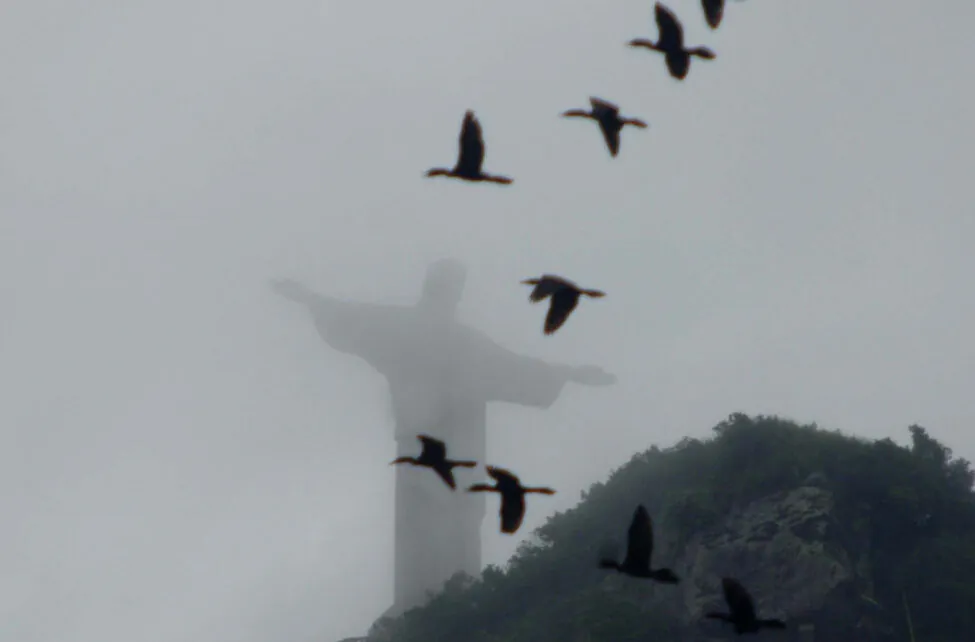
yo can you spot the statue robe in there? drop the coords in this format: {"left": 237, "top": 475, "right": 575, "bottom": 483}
{"left": 308, "top": 298, "right": 571, "bottom": 616}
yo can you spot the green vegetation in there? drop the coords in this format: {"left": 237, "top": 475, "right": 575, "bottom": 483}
{"left": 373, "top": 414, "right": 975, "bottom": 642}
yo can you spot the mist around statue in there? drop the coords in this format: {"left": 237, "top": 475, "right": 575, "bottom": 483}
{"left": 272, "top": 258, "right": 617, "bottom": 621}
{"left": 3, "top": 3, "right": 973, "bottom": 642}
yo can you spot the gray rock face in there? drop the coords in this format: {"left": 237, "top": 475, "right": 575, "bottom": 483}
{"left": 680, "top": 486, "right": 859, "bottom": 625}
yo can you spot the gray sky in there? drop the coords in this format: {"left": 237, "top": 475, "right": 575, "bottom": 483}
{"left": 2, "top": 0, "right": 974, "bottom": 641}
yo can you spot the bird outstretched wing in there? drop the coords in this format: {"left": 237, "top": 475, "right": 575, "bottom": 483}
{"left": 499, "top": 493, "right": 527, "bottom": 534}
{"left": 654, "top": 2, "right": 684, "bottom": 50}
{"left": 598, "top": 120, "right": 622, "bottom": 157}
{"left": 702, "top": 0, "right": 725, "bottom": 29}
{"left": 456, "top": 111, "right": 485, "bottom": 176}
{"left": 525, "top": 275, "right": 564, "bottom": 302}
{"left": 665, "top": 51, "right": 690, "bottom": 80}
{"left": 589, "top": 96, "right": 619, "bottom": 117}
{"left": 623, "top": 505, "right": 653, "bottom": 569}
{"left": 433, "top": 466, "right": 457, "bottom": 490}
{"left": 417, "top": 434, "right": 447, "bottom": 461}
{"left": 486, "top": 465, "right": 519, "bottom": 487}
{"left": 722, "top": 577, "right": 758, "bottom": 621}
{"left": 545, "top": 288, "right": 580, "bottom": 334}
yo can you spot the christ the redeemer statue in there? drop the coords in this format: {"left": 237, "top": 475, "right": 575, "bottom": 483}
{"left": 270, "top": 258, "right": 616, "bottom": 620}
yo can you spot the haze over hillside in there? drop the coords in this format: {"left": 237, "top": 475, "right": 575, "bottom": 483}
{"left": 1, "top": 2, "right": 974, "bottom": 642}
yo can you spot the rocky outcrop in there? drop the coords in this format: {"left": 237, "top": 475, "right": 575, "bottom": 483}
{"left": 679, "top": 486, "right": 866, "bottom": 627}
{"left": 592, "top": 484, "right": 871, "bottom": 635}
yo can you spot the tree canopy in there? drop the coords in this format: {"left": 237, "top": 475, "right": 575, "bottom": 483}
{"left": 373, "top": 414, "right": 975, "bottom": 642}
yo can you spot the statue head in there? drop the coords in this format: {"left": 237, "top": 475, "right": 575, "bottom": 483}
{"left": 419, "top": 257, "right": 467, "bottom": 317}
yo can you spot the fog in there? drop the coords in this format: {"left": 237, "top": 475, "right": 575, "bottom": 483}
{"left": 1, "top": 1, "right": 973, "bottom": 641}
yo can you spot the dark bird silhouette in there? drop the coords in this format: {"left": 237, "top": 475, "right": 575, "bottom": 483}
{"left": 521, "top": 274, "right": 605, "bottom": 335}
{"left": 629, "top": 2, "right": 716, "bottom": 80}
{"left": 561, "top": 97, "right": 648, "bottom": 157}
{"left": 425, "top": 110, "right": 513, "bottom": 185}
{"left": 390, "top": 434, "right": 477, "bottom": 490}
{"left": 467, "top": 465, "right": 555, "bottom": 534}
{"left": 599, "top": 505, "right": 680, "bottom": 583}
{"left": 705, "top": 577, "right": 788, "bottom": 634}
{"left": 702, "top": 0, "right": 725, "bottom": 29}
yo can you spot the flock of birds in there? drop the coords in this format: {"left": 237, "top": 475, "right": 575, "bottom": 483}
{"left": 393, "top": 433, "right": 787, "bottom": 635}
{"left": 424, "top": 1, "right": 726, "bottom": 186}
{"left": 423, "top": 1, "right": 745, "bottom": 335}
{"left": 403, "top": 0, "right": 786, "bottom": 636}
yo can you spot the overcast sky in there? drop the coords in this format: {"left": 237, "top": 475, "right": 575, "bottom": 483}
{"left": 2, "top": 1, "right": 974, "bottom": 641}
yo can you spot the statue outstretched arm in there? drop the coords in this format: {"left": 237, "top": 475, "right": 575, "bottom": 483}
{"left": 269, "top": 278, "right": 342, "bottom": 318}
{"left": 472, "top": 328, "right": 617, "bottom": 408}
{"left": 555, "top": 363, "right": 617, "bottom": 386}
{"left": 270, "top": 277, "right": 405, "bottom": 371}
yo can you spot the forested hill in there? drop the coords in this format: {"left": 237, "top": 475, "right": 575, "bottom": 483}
{"left": 369, "top": 414, "right": 975, "bottom": 642}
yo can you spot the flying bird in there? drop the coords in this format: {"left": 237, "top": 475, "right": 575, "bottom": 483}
{"left": 629, "top": 2, "right": 716, "bottom": 80}
{"left": 425, "top": 110, "right": 513, "bottom": 185}
{"left": 521, "top": 274, "right": 605, "bottom": 335}
{"left": 467, "top": 466, "right": 555, "bottom": 534}
{"left": 705, "top": 577, "right": 788, "bottom": 635}
{"left": 702, "top": 0, "right": 725, "bottom": 29}
{"left": 599, "top": 505, "right": 680, "bottom": 583}
{"left": 561, "top": 97, "right": 648, "bottom": 157}
{"left": 390, "top": 434, "right": 477, "bottom": 490}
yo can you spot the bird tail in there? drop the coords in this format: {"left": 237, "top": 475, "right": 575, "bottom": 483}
{"left": 598, "top": 559, "right": 620, "bottom": 570}
{"left": 581, "top": 289, "right": 606, "bottom": 298}
{"left": 650, "top": 568, "right": 680, "bottom": 584}
{"left": 759, "top": 619, "right": 787, "bottom": 630}
{"left": 705, "top": 612, "right": 732, "bottom": 622}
